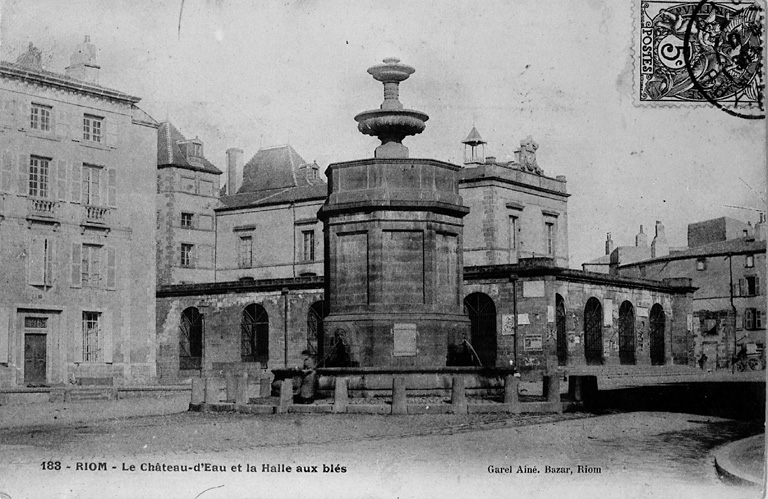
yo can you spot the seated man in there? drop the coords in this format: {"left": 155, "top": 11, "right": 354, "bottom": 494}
{"left": 295, "top": 354, "right": 317, "bottom": 404}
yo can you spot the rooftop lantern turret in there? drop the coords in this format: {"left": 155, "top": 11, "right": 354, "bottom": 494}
{"left": 354, "top": 58, "right": 429, "bottom": 159}
{"left": 462, "top": 126, "right": 486, "bottom": 165}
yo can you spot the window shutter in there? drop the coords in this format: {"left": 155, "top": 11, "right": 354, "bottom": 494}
{"left": 44, "top": 238, "right": 53, "bottom": 286}
{"left": 70, "top": 162, "right": 81, "bottom": 203}
{"left": 1, "top": 150, "right": 13, "bottom": 193}
{"left": 56, "top": 160, "right": 68, "bottom": 202}
{"left": 28, "top": 236, "right": 45, "bottom": 285}
{"left": 739, "top": 278, "right": 746, "bottom": 296}
{"left": 15, "top": 100, "right": 25, "bottom": 130}
{"left": 755, "top": 277, "right": 760, "bottom": 296}
{"left": 102, "top": 311, "right": 113, "bottom": 363}
{"left": 107, "top": 168, "right": 117, "bottom": 207}
{"left": 198, "top": 245, "right": 213, "bottom": 269}
{"left": 55, "top": 108, "right": 69, "bottom": 139}
{"left": 70, "top": 243, "right": 82, "bottom": 288}
{"left": 746, "top": 309, "right": 754, "bottom": 330}
{"left": 106, "top": 117, "right": 118, "bottom": 148}
{"left": 106, "top": 245, "right": 116, "bottom": 290}
{"left": 17, "top": 154, "right": 28, "bottom": 195}
{"left": 757, "top": 311, "right": 763, "bottom": 329}
{"left": 74, "top": 316, "right": 84, "bottom": 363}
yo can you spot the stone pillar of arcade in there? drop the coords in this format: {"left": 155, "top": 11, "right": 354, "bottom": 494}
{"left": 318, "top": 58, "right": 471, "bottom": 368}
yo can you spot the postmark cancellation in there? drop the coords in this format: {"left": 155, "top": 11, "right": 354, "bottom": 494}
{"left": 635, "top": 0, "right": 765, "bottom": 118}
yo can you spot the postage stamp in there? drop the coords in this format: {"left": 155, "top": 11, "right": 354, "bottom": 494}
{"left": 635, "top": 0, "right": 765, "bottom": 118}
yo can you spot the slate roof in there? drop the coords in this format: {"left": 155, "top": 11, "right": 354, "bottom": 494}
{"left": 583, "top": 254, "right": 612, "bottom": 266}
{"left": 618, "top": 237, "right": 766, "bottom": 267}
{"left": 156, "top": 122, "right": 222, "bottom": 175}
{"left": 238, "top": 145, "right": 325, "bottom": 193}
{"left": 462, "top": 126, "right": 486, "bottom": 145}
{"left": 0, "top": 60, "right": 141, "bottom": 104}
{"left": 218, "top": 183, "right": 328, "bottom": 210}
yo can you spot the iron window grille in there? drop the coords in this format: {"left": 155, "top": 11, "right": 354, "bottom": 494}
{"left": 82, "top": 311, "right": 101, "bottom": 362}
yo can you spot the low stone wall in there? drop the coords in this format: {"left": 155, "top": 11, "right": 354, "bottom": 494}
{"left": 190, "top": 370, "right": 563, "bottom": 416}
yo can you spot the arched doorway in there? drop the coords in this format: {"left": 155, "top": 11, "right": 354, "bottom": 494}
{"left": 463, "top": 292, "right": 497, "bottom": 367}
{"left": 307, "top": 301, "right": 325, "bottom": 359}
{"left": 242, "top": 304, "right": 269, "bottom": 365}
{"left": 618, "top": 301, "right": 636, "bottom": 365}
{"left": 649, "top": 304, "right": 666, "bottom": 365}
{"left": 556, "top": 294, "right": 567, "bottom": 366}
{"left": 179, "top": 307, "right": 203, "bottom": 370}
{"left": 584, "top": 297, "right": 603, "bottom": 365}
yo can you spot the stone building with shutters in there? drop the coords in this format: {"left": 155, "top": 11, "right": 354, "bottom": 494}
{"left": 615, "top": 216, "right": 766, "bottom": 370}
{"left": 0, "top": 39, "right": 158, "bottom": 387}
{"left": 156, "top": 121, "right": 222, "bottom": 285}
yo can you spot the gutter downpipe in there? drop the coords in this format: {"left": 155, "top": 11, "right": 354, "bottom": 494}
{"left": 511, "top": 274, "right": 519, "bottom": 368}
{"left": 282, "top": 287, "right": 290, "bottom": 368}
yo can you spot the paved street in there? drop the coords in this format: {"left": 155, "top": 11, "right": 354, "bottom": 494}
{"left": 0, "top": 394, "right": 763, "bottom": 499}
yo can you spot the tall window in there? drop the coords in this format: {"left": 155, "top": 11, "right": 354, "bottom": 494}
{"left": 742, "top": 276, "right": 760, "bottom": 296}
{"left": 82, "top": 311, "right": 101, "bottom": 362}
{"left": 239, "top": 236, "right": 253, "bottom": 268}
{"left": 30, "top": 104, "right": 51, "bottom": 131}
{"left": 83, "top": 114, "right": 103, "bottom": 143}
{"left": 241, "top": 304, "right": 269, "bottom": 363}
{"left": 302, "top": 230, "right": 315, "bottom": 261}
{"left": 180, "top": 212, "right": 194, "bottom": 228}
{"left": 82, "top": 165, "right": 101, "bottom": 205}
{"left": 509, "top": 216, "right": 518, "bottom": 250}
{"left": 81, "top": 244, "right": 102, "bottom": 287}
{"left": 745, "top": 308, "right": 763, "bottom": 330}
{"left": 746, "top": 255, "right": 755, "bottom": 268}
{"left": 189, "top": 142, "right": 202, "bottom": 157}
{"left": 179, "top": 307, "right": 203, "bottom": 370}
{"left": 29, "top": 156, "right": 50, "bottom": 198}
{"left": 545, "top": 222, "right": 555, "bottom": 256}
{"left": 180, "top": 243, "right": 194, "bottom": 267}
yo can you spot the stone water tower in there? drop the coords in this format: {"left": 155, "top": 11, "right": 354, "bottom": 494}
{"left": 318, "top": 58, "right": 471, "bottom": 367}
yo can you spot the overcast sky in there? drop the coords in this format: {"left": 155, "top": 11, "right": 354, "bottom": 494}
{"left": 1, "top": 0, "right": 764, "bottom": 268}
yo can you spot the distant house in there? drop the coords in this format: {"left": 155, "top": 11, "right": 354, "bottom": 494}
{"left": 615, "top": 217, "right": 766, "bottom": 370}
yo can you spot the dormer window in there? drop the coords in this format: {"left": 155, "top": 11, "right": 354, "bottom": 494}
{"left": 183, "top": 140, "right": 203, "bottom": 158}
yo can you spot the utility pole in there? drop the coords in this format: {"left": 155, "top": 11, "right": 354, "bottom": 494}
{"left": 727, "top": 254, "right": 737, "bottom": 374}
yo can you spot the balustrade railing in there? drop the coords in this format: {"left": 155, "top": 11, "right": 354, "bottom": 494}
{"left": 84, "top": 205, "right": 110, "bottom": 223}
{"left": 28, "top": 197, "right": 57, "bottom": 217}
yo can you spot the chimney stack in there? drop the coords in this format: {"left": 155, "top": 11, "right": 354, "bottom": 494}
{"left": 65, "top": 35, "right": 100, "bottom": 84}
{"left": 226, "top": 148, "right": 244, "bottom": 195}
{"left": 605, "top": 233, "right": 614, "bottom": 255}
{"left": 635, "top": 225, "right": 648, "bottom": 247}
{"left": 754, "top": 213, "right": 766, "bottom": 241}
{"left": 651, "top": 220, "right": 669, "bottom": 258}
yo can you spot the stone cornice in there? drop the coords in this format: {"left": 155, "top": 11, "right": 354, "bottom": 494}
{"left": 0, "top": 62, "right": 140, "bottom": 105}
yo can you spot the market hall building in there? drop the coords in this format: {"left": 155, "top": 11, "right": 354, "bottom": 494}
{"left": 155, "top": 60, "right": 695, "bottom": 384}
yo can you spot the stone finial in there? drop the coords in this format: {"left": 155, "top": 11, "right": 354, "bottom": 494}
{"left": 354, "top": 58, "right": 429, "bottom": 159}
{"left": 519, "top": 136, "right": 543, "bottom": 175}
{"left": 15, "top": 42, "right": 43, "bottom": 70}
